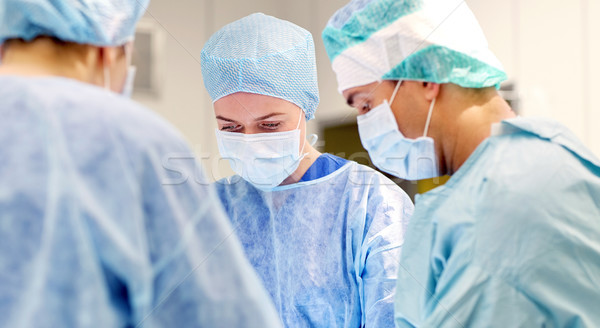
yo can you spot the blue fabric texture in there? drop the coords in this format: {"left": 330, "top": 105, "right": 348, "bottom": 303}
{"left": 382, "top": 45, "right": 507, "bottom": 89}
{"left": 394, "top": 117, "right": 600, "bottom": 327}
{"left": 216, "top": 161, "right": 414, "bottom": 327}
{"left": 201, "top": 13, "right": 319, "bottom": 121}
{"left": 322, "top": 0, "right": 507, "bottom": 90}
{"left": 0, "top": 0, "right": 148, "bottom": 46}
{"left": 0, "top": 76, "right": 282, "bottom": 328}
{"left": 323, "top": 0, "right": 421, "bottom": 61}
{"left": 299, "top": 153, "right": 349, "bottom": 182}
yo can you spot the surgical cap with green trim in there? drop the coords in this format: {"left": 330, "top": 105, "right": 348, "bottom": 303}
{"left": 201, "top": 13, "right": 319, "bottom": 121}
{"left": 322, "top": 0, "right": 507, "bottom": 93}
{"left": 0, "top": 0, "right": 149, "bottom": 46}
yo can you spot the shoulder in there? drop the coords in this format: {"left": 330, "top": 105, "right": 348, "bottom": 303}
{"left": 471, "top": 129, "right": 586, "bottom": 226}
{"left": 213, "top": 177, "right": 260, "bottom": 207}
{"left": 1, "top": 77, "right": 193, "bottom": 175}
{"left": 348, "top": 162, "right": 412, "bottom": 198}
{"left": 345, "top": 162, "right": 414, "bottom": 221}
{"left": 467, "top": 127, "right": 600, "bottom": 277}
{"left": 43, "top": 78, "right": 197, "bottom": 182}
{"left": 24, "top": 77, "right": 186, "bottom": 150}
{"left": 478, "top": 126, "right": 592, "bottom": 197}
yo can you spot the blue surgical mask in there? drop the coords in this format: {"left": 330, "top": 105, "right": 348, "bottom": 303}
{"left": 357, "top": 81, "right": 439, "bottom": 181}
{"left": 215, "top": 110, "right": 307, "bottom": 190}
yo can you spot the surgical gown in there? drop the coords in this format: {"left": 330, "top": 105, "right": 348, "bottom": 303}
{"left": 394, "top": 117, "right": 600, "bottom": 327}
{"left": 0, "top": 76, "right": 281, "bottom": 328}
{"left": 216, "top": 160, "right": 414, "bottom": 327}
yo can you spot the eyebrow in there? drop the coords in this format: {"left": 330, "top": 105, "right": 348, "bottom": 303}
{"left": 216, "top": 115, "right": 235, "bottom": 122}
{"left": 216, "top": 112, "right": 287, "bottom": 123}
{"left": 254, "top": 112, "right": 286, "bottom": 121}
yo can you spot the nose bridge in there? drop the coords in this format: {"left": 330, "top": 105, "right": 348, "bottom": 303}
{"left": 242, "top": 125, "right": 263, "bottom": 135}
{"left": 236, "top": 106, "right": 262, "bottom": 135}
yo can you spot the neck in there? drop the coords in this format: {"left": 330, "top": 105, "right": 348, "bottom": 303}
{"left": 438, "top": 88, "right": 516, "bottom": 175}
{"left": 0, "top": 38, "right": 98, "bottom": 84}
{"left": 281, "top": 142, "right": 322, "bottom": 185}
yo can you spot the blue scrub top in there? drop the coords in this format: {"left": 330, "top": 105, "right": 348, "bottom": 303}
{"left": 299, "top": 153, "right": 349, "bottom": 182}
{"left": 394, "top": 117, "right": 600, "bottom": 327}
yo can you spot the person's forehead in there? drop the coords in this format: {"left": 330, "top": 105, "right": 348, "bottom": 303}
{"left": 214, "top": 92, "right": 300, "bottom": 120}
{"left": 342, "top": 82, "right": 378, "bottom": 95}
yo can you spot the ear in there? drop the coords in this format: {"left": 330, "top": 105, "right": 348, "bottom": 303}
{"left": 97, "top": 47, "right": 120, "bottom": 68}
{"left": 423, "top": 82, "right": 440, "bottom": 101}
{"left": 95, "top": 46, "right": 123, "bottom": 87}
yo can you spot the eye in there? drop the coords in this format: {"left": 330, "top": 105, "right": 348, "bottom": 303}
{"left": 221, "top": 124, "right": 242, "bottom": 132}
{"left": 260, "top": 122, "right": 281, "bottom": 130}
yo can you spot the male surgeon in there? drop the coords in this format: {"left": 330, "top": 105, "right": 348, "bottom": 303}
{"left": 323, "top": 0, "right": 600, "bottom": 326}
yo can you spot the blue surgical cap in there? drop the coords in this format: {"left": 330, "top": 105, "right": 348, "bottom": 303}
{"left": 201, "top": 13, "right": 319, "bottom": 121}
{"left": 0, "top": 0, "right": 149, "bottom": 46}
{"left": 322, "top": 0, "right": 507, "bottom": 93}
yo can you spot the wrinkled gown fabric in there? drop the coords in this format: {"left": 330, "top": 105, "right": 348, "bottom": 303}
{"left": 0, "top": 76, "right": 282, "bottom": 328}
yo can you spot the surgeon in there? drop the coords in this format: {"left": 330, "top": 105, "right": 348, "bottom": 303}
{"left": 0, "top": 1, "right": 282, "bottom": 327}
{"left": 323, "top": 0, "right": 600, "bottom": 326}
{"left": 200, "top": 13, "right": 413, "bottom": 327}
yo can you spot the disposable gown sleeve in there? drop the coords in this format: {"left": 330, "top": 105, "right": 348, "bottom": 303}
{"left": 115, "top": 125, "right": 282, "bottom": 327}
{"left": 357, "top": 177, "right": 413, "bottom": 328}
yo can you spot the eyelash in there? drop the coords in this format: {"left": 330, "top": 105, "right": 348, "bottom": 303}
{"left": 220, "top": 122, "right": 281, "bottom": 131}
{"left": 221, "top": 125, "right": 241, "bottom": 131}
{"left": 260, "top": 122, "right": 281, "bottom": 130}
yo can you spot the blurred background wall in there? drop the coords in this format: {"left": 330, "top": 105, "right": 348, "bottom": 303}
{"left": 132, "top": 0, "right": 600, "bottom": 191}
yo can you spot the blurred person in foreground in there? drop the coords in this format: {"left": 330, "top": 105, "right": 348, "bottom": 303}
{"left": 0, "top": 1, "right": 281, "bottom": 327}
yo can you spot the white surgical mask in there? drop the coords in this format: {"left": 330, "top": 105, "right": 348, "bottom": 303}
{"left": 215, "top": 109, "right": 307, "bottom": 190}
{"left": 357, "top": 81, "right": 439, "bottom": 180}
{"left": 104, "top": 65, "right": 136, "bottom": 98}
{"left": 120, "top": 66, "right": 136, "bottom": 98}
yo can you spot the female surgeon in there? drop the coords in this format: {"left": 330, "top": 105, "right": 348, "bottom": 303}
{"left": 201, "top": 13, "right": 414, "bottom": 327}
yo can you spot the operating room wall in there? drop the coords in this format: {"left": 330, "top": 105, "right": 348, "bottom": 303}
{"left": 468, "top": 0, "right": 600, "bottom": 157}
{"left": 134, "top": 0, "right": 600, "bottom": 182}
{"left": 134, "top": 0, "right": 285, "bottom": 181}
